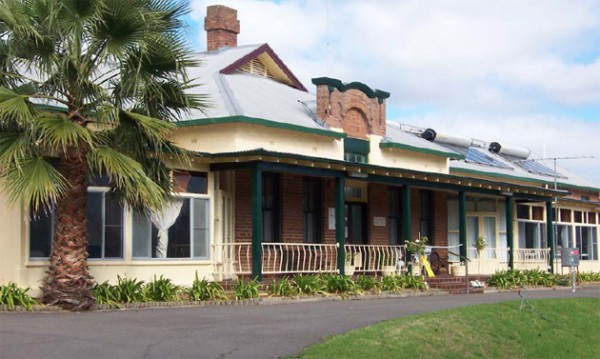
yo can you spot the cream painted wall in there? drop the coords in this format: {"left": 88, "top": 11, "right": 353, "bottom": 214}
{"left": 0, "top": 187, "right": 25, "bottom": 285}
{"left": 369, "top": 135, "right": 449, "bottom": 174}
{"left": 172, "top": 123, "right": 345, "bottom": 160}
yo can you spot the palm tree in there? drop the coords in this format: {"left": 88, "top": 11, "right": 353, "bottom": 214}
{"left": 0, "top": 0, "right": 205, "bottom": 310}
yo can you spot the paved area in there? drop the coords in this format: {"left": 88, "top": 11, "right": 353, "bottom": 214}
{"left": 1, "top": 287, "right": 599, "bottom": 359}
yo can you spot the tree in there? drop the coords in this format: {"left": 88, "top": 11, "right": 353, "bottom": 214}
{"left": 0, "top": 0, "right": 205, "bottom": 310}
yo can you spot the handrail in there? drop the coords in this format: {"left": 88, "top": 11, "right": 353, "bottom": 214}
{"left": 447, "top": 250, "right": 472, "bottom": 294}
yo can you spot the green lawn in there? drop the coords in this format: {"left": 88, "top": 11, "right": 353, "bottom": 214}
{"left": 296, "top": 298, "right": 600, "bottom": 359}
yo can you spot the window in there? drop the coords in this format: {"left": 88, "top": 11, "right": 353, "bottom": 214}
{"left": 344, "top": 138, "right": 369, "bottom": 164}
{"left": 518, "top": 222, "right": 547, "bottom": 249}
{"left": 263, "top": 172, "right": 280, "bottom": 242}
{"left": 132, "top": 197, "right": 210, "bottom": 259}
{"left": 29, "top": 210, "right": 53, "bottom": 258}
{"left": 29, "top": 189, "right": 124, "bottom": 259}
{"left": 303, "top": 178, "right": 322, "bottom": 243}
{"left": 87, "top": 190, "right": 124, "bottom": 259}
{"left": 576, "top": 226, "right": 597, "bottom": 260}
{"left": 388, "top": 187, "right": 402, "bottom": 245}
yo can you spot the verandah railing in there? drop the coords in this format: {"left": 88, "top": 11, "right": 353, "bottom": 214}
{"left": 212, "top": 242, "right": 338, "bottom": 276}
{"left": 344, "top": 245, "right": 406, "bottom": 273}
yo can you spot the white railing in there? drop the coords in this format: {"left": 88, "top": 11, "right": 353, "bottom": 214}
{"left": 345, "top": 245, "right": 406, "bottom": 273}
{"left": 466, "top": 247, "right": 504, "bottom": 260}
{"left": 516, "top": 248, "right": 551, "bottom": 263}
{"left": 262, "top": 243, "right": 338, "bottom": 274}
{"left": 212, "top": 243, "right": 252, "bottom": 276}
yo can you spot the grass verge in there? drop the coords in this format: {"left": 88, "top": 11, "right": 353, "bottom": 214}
{"left": 296, "top": 298, "right": 600, "bottom": 358}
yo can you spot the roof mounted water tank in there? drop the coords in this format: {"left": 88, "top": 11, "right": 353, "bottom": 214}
{"left": 488, "top": 142, "right": 530, "bottom": 159}
{"left": 422, "top": 128, "right": 472, "bottom": 148}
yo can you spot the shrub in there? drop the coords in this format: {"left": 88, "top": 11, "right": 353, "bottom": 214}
{"left": 143, "top": 275, "right": 179, "bottom": 302}
{"left": 401, "top": 274, "right": 427, "bottom": 290}
{"left": 577, "top": 272, "right": 600, "bottom": 282}
{"left": 93, "top": 281, "right": 121, "bottom": 306}
{"left": 322, "top": 274, "right": 361, "bottom": 295}
{"left": 380, "top": 275, "right": 403, "bottom": 293}
{"left": 0, "top": 283, "right": 38, "bottom": 310}
{"left": 292, "top": 274, "right": 325, "bottom": 295}
{"left": 269, "top": 277, "right": 297, "bottom": 298}
{"left": 187, "top": 272, "right": 227, "bottom": 301}
{"left": 113, "top": 276, "right": 146, "bottom": 303}
{"left": 356, "top": 274, "right": 379, "bottom": 292}
{"left": 234, "top": 279, "right": 261, "bottom": 300}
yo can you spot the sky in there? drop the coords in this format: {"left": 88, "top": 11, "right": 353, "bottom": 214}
{"left": 185, "top": 0, "right": 600, "bottom": 186}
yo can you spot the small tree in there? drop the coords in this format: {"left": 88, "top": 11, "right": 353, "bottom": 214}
{"left": 0, "top": 0, "right": 206, "bottom": 310}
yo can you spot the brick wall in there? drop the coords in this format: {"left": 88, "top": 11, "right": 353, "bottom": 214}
{"left": 234, "top": 170, "right": 252, "bottom": 243}
{"left": 368, "top": 183, "right": 389, "bottom": 245}
{"left": 315, "top": 85, "right": 386, "bottom": 139}
{"left": 281, "top": 173, "right": 304, "bottom": 243}
{"left": 205, "top": 5, "right": 240, "bottom": 51}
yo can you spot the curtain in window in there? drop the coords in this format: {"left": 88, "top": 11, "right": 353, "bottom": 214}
{"left": 150, "top": 200, "right": 184, "bottom": 258}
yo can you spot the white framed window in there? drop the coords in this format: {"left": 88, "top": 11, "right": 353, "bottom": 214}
{"left": 29, "top": 188, "right": 124, "bottom": 260}
{"left": 132, "top": 197, "right": 210, "bottom": 259}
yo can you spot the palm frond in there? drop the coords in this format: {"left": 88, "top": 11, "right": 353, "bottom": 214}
{"left": 0, "top": 156, "right": 67, "bottom": 214}
{"left": 0, "top": 130, "right": 36, "bottom": 166}
{"left": 35, "top": 114, "right": 94, "bottom": 152}
{"left": 0, "top": 87, "right": 34, "bottom": 122}
{"left": 88, "top": 145, "right": 167, "bottom": 211}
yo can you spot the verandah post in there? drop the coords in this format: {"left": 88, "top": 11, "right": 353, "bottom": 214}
{"left": 251, "top": 165, "right": 263, "bottom": 281}
{"left": 546, "top": 200, "right": 555, "bottom": 273}
{"left": 459, "top": 191, "right": 467, "bottom": 259}
{"left": 506, "top": 196, "right": 515, "bottom": 269}
{"left": 335, "top": 176, "right": 345, "bottom": 275}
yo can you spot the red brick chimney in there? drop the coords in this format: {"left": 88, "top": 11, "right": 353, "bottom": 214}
{"left": 205, "top": 5, "right": 240, "bottom": 51}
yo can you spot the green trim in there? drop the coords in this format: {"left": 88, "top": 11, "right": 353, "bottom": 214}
{"left": 311, "top": 77, "right": 390, "bottom": 102}
{"left": 380, "top": 141, "right": 464, "bottom": 160}
{"left": 335, "top": 177, "right": 346, "bottom": 274}
{"left": 401, "top": 185, "right": 412, "bottom": 246}
{"left": 506, "top": 196, "right": 514, "bottom": 269}
{"left": 452, "top": 167, "right": 600, "bottom": 193}
{"left": 34, "top": 103, "right": 68, "bottom": 112}
{"left": 251, "top": 166, "right": 263, "bottom": 281}
{"left": 344, "top": 138, "right": 370, "bottom": 155}
{"left": 207, "top": 149, "right": 562, "bottom": 198}
{"left": 177, "top": 115, "right": 346, "bottom": 139}
{"left": 546, "top": 200, "right": 555, "bottom": 273}
{"left": 459, "top": 191, "right": 467, "bottom": 259}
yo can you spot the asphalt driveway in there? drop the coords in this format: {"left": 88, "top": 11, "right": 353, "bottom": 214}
{"left": 1, "top": 287, "right": 599, "bottom": 359}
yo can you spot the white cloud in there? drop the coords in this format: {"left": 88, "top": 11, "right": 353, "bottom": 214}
{"left": 189, "top": 0, "right": 600, "bottom": 184}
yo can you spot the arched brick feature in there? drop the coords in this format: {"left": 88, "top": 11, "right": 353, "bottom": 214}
{"left": 344, "top": 108, "right": 370, "bottom": 139}
{"left": 313, "top": 77, "right": 389, "bottom": 139}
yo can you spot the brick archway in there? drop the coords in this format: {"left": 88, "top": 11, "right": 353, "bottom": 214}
{"left": 343, "top": 108, "right": 370, "bottom": 139}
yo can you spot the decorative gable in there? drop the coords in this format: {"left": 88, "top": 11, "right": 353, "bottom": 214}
{"left": 219, "top": 44, "right": 307, "bottom": 91}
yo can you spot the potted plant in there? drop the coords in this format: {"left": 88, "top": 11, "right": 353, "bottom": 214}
{"left": 476, "top": 236, "right": 487, "bottom": 257}
{"left": 379, "top": 251, "right": 396, "bottom": 276}
{"left": 406, "top": 236, "right": 428, "bottom": 276}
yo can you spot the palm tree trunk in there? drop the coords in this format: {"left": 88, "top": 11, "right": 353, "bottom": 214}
{"left": 42, "top": 142, "right": 94, "bottom": 310}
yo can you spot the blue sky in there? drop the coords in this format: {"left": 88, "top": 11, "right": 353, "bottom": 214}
{"left": 185, "top": 0, "right": 600, "bottom": 186}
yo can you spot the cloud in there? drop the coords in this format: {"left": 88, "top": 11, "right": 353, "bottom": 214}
{"left": 189, "top": 0, "right": 600, "bottom": 184}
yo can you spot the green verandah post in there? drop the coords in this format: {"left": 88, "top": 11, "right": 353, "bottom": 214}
{"left": 251, "top": 166, "right": 263, "bottom": 281}
{"left": 335, "top": 176, "right": 346, "bottom": 275}
{"left": 506, "top": 196, "right": 515, "bottom": 269}
{"left": 401, "top": 185, "right": 412, "bottom": 270}
{"left": 546, "top": 200, "right": 555, "bottom": 273}
{"left": 459, "top": 191, "right": 467, "bottom": 259}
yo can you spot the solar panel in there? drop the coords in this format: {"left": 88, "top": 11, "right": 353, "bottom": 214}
{"left": 465, "top": 148, "right": 512, "bottom": 169}
{"left": 517, "top": 160, "right": 564, "bottom": 178}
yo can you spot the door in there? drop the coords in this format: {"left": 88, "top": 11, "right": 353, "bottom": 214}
{"left": 467, "top": 215, "right": 497, "bottom": 259}
{"left": 345, "top": 203, "right": 367, "bottom": 245}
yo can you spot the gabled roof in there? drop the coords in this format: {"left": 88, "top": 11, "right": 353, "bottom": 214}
{"left": 183, "top": 44, "right": 325, "bottom": 133}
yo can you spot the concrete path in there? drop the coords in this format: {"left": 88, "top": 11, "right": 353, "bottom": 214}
{"left": 1, "top": 287, "right": 598, "bottom": 359}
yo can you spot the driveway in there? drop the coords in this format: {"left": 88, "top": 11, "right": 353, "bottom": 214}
{"left": 1, "top": 287, "right": 598, "bottom": 359}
